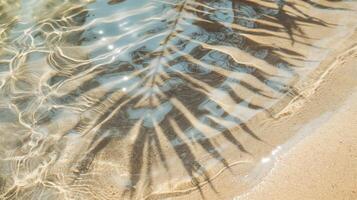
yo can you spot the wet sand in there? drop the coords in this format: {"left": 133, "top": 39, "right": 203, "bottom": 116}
{"left": 238, "top": 80, "right": 357, "bottom": 200}
{"left": 1, "top": 0, "right": 357, "bottom": 199}
{"left": 173, "top": 31, "right": 357, "bottom": 200}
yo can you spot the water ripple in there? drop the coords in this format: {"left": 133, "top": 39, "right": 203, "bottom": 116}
{"left": 0, "top": 0, "right": 354, "bottom": 199}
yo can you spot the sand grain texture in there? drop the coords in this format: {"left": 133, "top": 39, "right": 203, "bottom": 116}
{"left": 175, "top": 36, "right": 357, "bottom": 200}
{"left": 1, "top": 0, "right": 357, "bottom": 199}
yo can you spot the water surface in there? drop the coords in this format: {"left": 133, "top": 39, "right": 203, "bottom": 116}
{"left": 0, "top": 0, "right": 356, "bottom": 199}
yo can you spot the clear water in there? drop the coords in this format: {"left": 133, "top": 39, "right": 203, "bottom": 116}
{"left": 0, "top": 0, "right": 356, "bottom": 199}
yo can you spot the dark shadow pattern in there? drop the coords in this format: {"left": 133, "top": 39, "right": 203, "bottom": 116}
{"left": 0, "top": 0, "right": 347, "bottom": 199}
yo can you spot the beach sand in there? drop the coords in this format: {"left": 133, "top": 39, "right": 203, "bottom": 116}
{"left": 1, "top": 1, "right": 357, "bottom": 199}
{"left": 80, "top": 1, "right": 357, "bottom": 199}
{"left": 173, "top": 32, "right": 357, "bottom": 200}
{"left": 238, "top": 75, "right": 357, "bottom": 200}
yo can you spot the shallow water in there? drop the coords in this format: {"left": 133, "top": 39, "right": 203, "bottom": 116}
{"left": 0, "top": 0, "right": 356, "bottom": 199}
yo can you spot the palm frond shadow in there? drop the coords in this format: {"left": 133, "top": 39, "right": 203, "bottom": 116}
{"left": 60, "top": 1, "right": 343, "bottom": 198}
{"left": 52, "top": 0, "right": 342, "bottom": 198}
{"left": 0, "top": 0, "right": 346, "bottom": 199}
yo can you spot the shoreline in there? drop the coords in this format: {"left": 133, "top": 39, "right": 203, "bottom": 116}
{"left": 236, "top": 52, "right": 357, "bottom": 200}
{"left": 171, "top": 15, "right": 357, "bottom": 200}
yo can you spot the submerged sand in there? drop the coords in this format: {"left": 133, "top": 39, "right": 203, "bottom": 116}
{"left": 1, "top": 0, "right": 357, "bottom": 199}
{"left": 173, "top": 30, "right": 357, "bottom": 200}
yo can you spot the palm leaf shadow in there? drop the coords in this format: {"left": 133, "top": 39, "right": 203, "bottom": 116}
{"left": 52, "top": 1, "right": 343, "bottom": 198}
{"left": 47, "top": 0, "right": 344, "bottom": 198}
{"left": 0, "top": 0, "right": 346, "bottom": 199}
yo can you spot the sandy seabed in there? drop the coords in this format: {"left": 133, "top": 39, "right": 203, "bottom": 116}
{"left": 1, "top": 0, "right": 357, "bottom": 200}
{"left": 175, "top": 20, "right": 357, "bottom": 200}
